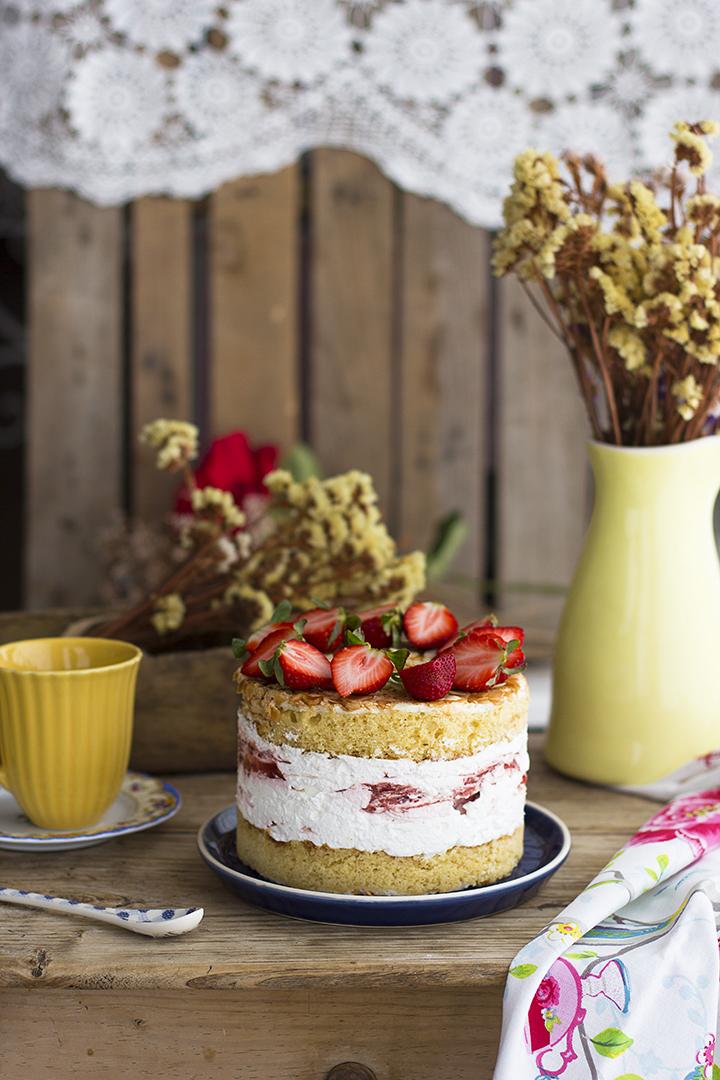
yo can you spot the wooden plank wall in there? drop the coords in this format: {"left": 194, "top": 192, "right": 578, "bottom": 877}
{"left": 24, "top": 152, "right": 590, "bottom": 629}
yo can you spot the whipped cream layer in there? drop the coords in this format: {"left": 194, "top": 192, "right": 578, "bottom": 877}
{"left": 236, "top": 711, "right": 528, "bottom": 858}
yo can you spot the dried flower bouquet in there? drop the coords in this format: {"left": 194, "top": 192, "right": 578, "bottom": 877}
{"left": 493, "top": 122, "right": 720, "bottom": 445}
{"left": 94, "top": 420, "right": 425, "bottom": 653}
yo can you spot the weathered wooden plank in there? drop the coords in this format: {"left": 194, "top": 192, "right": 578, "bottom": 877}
{"left": 2, "top": 988, "right": 501, "bottom": 1079}
{"left": 209, "top": 168, "right": 299, "bottom": 447}
{"left": 26, "top": 190, "right": 123, "bottom": 607}
{"left": 131, "top": 197, "right": 193, "bottom": 519}
{"left": 496, "top": 277, "right": 591, "bottom": 629}
{"left": 309, "top": 150, "right": 394, "bottom": 511}
{"left": 0, "top": 735, "right": 650, "bottom": 993}
{"left": 399, "top": 194, "right": 488, "bottom": 586}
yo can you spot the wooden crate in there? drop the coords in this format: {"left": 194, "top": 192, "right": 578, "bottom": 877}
{"left": 24, "top": 153, "right": 590, "bottom": 628}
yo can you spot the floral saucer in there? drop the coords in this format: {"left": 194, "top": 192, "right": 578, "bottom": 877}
{"left": 0, "top": 772, "right": 181, "bottom": 852}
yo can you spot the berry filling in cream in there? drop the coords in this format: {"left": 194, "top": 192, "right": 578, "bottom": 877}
{"left": 236, "top": 712, "right": 528, "bottom": 859}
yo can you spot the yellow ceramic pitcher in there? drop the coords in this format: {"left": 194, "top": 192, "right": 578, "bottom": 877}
{"left": 0, "top": 637, "right": 141, "bottom": 830}
{"left": 547, "top": 437, "right": 720, "bottom": 785}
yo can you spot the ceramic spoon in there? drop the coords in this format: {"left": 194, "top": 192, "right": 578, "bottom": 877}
{"left": 0, "top": 886, "right": 203, "bottom": 937}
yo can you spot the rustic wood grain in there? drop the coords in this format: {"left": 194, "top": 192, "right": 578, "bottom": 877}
{"left": 496, "top": 277, "right": 591, "bottom": 628}
{"left": 25, "top": 191, "right": 123, "bottom": 607}
{"left": 2, "top": 987, "right": 501, "bottom": 1079}
{"left": 131, "top": 197, "right": 193, "bottom": 519}
{"left": 399, "top": 194, "right": 489, "bottom": 580}
{"left": 209, "top": 168, "right": 299, "bottom": 448}
{"left": 0, "top": 735, "right": 653, "bottom": 992}
{"left": 309, "top": 151, "right": 394, "bottom": 512}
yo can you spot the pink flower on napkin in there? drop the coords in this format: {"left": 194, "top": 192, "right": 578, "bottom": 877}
{"left": 626, "top": 788, "right": 720, "bottom": 859}
{"left": 535, "top": 975, "right": 561, "bottom": 1008}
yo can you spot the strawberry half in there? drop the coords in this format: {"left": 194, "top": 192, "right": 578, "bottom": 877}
{"left": 357, "top": 604, "right": 401, "bottom": 648}
{"left": 245, "top": 620, "right": 294, "bottom": 653}
{"left": 400, "top": 651, "right": 456, "bottom": 702}
{"left": 403, "top": 601, "right": 458, "bottom": 650}
{"left": 331, "top": 644, "right": 394, "bottom": 697}
{"left": 450, "top": 628, "right": 526, "bottom": 692}
{"left": 442, "top": 618, "right": 525, "bottom": 652}
{"left": 300, "top": 607, "right": 346, "bottom": 652}
{"left": 276, "top": 639, "right": 333, "bottom": 691}
{"left": 241, "top": 625, "right": 296, "bottom": 679}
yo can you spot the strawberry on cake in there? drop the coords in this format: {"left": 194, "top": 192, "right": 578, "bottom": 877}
{"left": 232, "top": 601, "right": 529, "bottom": 896}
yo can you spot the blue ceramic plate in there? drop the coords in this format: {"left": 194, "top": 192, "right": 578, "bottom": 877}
{"left": 197, "top": 801, "right": 570, "bottom": 926}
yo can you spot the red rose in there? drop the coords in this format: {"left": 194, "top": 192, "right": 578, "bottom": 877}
{"left": 535, "top": 975, "right": 560, "bottom": 1008}
{"left": 175, "top": 431, "right": 278, "bottom": 515}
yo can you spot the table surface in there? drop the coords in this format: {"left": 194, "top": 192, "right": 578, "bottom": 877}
{"left": 0, "top": 735, "right": 655, "bottom": 992}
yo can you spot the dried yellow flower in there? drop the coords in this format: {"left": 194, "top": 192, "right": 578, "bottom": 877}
{"left": 191, "top": 486, "right": 245, "bottom": 529}
{"left": 608, "top": 325, "right": 647, "bottom": 372}
{"left": 671, "top": 121, "right": 715, "bottom": 177}
{"left": 140, "top": 419, "right": 198, "bottom": 472}
{"left": 151, "top": 593, "right": 185, "bottom": 635}
{"left": 671, "top": 374, "right": 703, "bottom": 420}
{"left": 223, "top": 582, "right": 273, "bottom": 628}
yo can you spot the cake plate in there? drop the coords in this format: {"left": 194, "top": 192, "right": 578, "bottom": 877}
{"left": 197, "top": 801, "right": 570, "bottom": 926}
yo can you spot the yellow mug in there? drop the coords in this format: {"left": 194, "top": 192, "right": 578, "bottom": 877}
{"left": 0, "top": 637, "right": 141, "bottom": 830}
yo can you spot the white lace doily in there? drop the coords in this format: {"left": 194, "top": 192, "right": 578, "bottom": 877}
{"left": 3, "top": 0, "right": 720, "bottom": 226}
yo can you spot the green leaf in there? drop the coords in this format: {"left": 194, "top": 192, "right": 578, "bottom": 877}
{"left": 614, "top": 1075, "right": 645, "bottom": 1080}
{"left": 231, "top": 637, "right": 248, "bottom": 660}
{"left": 270, "top": 599, "right": 294, "bottom": 623}
{"left": 258, "top": 658, "right": 275, "bottom": 678}
{"left": 657, "top": 853, "right": 669, "bottom": 873}
{"left": 565, "top": 950, "right": 598, "bottom": 959}
{"left": 293, "top": 618, "right": 307, "bottom": 637}
{"left": 328, "top": 616, "right": 346, "bottom": 648}
{"left": 345, "top": 613, "right": 361, "bottom": 631}
{"left": 711, "top": 1065, "right": 720, "bottom": 1080}
{"left": 509, "top": 963, "right": 537, "bottom": 979}
{"left": 425, "top": 510, "right": 468, "bottom": 581}
{"left": 380, "top": 609, "right": 403, "bottom": 647}
{"left": 590, "top": 1028, "right": 633, "bottom": 1059}
{"left": 345, "top": 629, "right": 366, "bottom": 647}
{"left": 273, "top": 655, "right": 285, "bottom": 687}
{"left": 280, "top": 442, "right": 322, "bottom": 483}
{"left": 644, "top": 866, "right": 658, "bottom": 882}
{"left": 387, "top": 648, "right": 410, "bottom": 672}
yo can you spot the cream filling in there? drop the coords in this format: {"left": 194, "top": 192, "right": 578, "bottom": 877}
{"left": 236, "top": 711, "right": 528, "bottom": 858}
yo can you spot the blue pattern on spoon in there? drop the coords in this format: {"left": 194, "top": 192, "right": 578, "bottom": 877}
{"left": 0, "top": 887, "right": 203, "bottom": 937}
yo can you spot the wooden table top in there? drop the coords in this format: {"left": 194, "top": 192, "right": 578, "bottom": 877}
{"left": 0, "top": 735, "right": 655, "bottom": 993}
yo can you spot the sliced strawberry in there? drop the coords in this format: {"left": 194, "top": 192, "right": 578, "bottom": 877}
{"left": 357, "top": 604, "right": 401, "bottom": 648}
{"left": 450, "top": 628, "right": 526, "bottom": 692}
{"left": 403, "top": 601, "right": 458, "bottom": 650}
{"left": 400, "top": 651, "right": 456, "bottom": 702}
{"left": 300, "top": 607, "right": 346, "bottom": 652}
{"left": 241, "top": 625, "right": 296, "bottom": 679}
{"left": 331, "top": 644, "right": 394, "bottom": 697}
{"left": 277, "top": 639, "right": 333, "bottom": 691}
{"left": 245, "top": 620, "right": 294, "bottom": 653}
{"left": 442, "top": 618, "right": 525, "bottom": 652}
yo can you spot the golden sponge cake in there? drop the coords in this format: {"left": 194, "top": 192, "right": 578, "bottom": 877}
{"left": 234, "top": 672, "right": 529, "bottom": 895}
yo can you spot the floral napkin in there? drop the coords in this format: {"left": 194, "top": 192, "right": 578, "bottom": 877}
{"left": 495, "top": 761, "right": 720, "bottom": 1079}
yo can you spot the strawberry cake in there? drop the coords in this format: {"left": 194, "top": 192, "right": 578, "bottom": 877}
{"left": 232, "top": 602, "right": 529, "bottom": 895}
